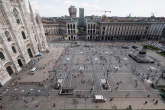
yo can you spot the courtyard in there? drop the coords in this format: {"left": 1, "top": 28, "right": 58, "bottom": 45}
{"left": 0, "top": 41, "right": 165, "bottom": 110}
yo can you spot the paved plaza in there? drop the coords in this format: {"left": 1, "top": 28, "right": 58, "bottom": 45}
{"left": 57, "top": 42, "right": 162, "bottom": 98}
{"left": 0, "top": 41, "right": 165, "bottom": 110}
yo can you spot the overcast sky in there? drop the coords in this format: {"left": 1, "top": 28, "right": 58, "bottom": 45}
{"left": 26, "top": 0, "right": 165, "bottom": 17}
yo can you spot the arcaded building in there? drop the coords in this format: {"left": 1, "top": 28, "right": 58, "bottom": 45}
{"left": 0, "top": 0, "right": 48, "bottom": 85}
{"left": 43, "top": 19, "right": 79, "bottom": 41}
{"left": 66, "top": 20, "right": 78, "bottom": 40}
{"left": 86, "top": 22, "right": 165, "bottom": 41}
{"left": 42, "top": 16, "right": 165, "bottom": 42}
{"left": 42, "top": 18, "right": 66, "bottom": 41}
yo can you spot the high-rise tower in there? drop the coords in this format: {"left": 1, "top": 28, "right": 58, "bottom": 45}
{"left": 68, "top": 6, "right": 77, "bottom": 18}
{"left": 79, "top": 8, "right": 84, "bottom": 18}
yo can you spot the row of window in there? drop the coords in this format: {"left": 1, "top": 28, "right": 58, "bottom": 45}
{"left": 102, "top": 26, "right": 149, "bottom": 31}
{"left": 87, "top": 35, "right": 160, "bottom": 41}
{"left": 101, "top": 24, "right": 165, "bottom": 33}
{"left": 0, "top": 46, "right": 17, "bottom": 60}
{"left": 102, "top": 30, "right": 148, "bottom": 36}
{"left": 87, "top": 24, "right": 96, "bottom": 29}
{"left": 5, "top": 31, "right": 27, "bottom": 42}
{"left": 67, "top": 24, "right": 76, "bottom": 29}
{"left": 0, "top": 47, "right": 34, "bottom": 61}
{"left": 101, "top": 28, "right": 164, "bottom": 36}
{"left": 88, "top": 30, "right": 96, "bottom": 34}
{"left": 68, "top": 30, "right": 76, "bottom": 34}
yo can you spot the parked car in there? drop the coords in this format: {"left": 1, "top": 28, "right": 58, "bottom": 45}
{"left": 132, "top": 45, "right": 138, "bottom": 49}
{"left": 35, "top": 53, "right": 43, "bottom": 57}
{"left": 94, "top": 95, "right": 106, "bottom": 103}
{"left": 30, "top": 67, "right": 37, "bottom": 72}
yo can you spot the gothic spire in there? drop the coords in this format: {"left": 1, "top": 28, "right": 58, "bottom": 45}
{"left": 28, "top": 0, "right": 35, "bottom": 24}
{"left": 28, "top": 0, "right": 34, "bottom": 16}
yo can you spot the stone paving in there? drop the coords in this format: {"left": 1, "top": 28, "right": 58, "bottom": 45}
{"left": 18, "top": 46, "right": 64, "bottom": 84}
{"left": 0, "top": 41, "right": 165, "bottom": 110}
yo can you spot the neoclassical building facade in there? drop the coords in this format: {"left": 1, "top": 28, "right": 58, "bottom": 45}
{"left": 66, "top": 20, "right": 78, "bottom": 40}
{"left": 86, "top": 22, "right": 165, "bottom": 41}
{"left": 0, "top": 0, "right": 48, "bottom": 86}
{"left": 42, "top": 17, "right": 165, "bottom": 42}
{"left": 43, "top": 21, "right": 66, "bottom": 41}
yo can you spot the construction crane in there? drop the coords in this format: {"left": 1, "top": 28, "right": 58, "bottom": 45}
{"left": 85, "top": 9, "right": 112, "bottom": 16}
